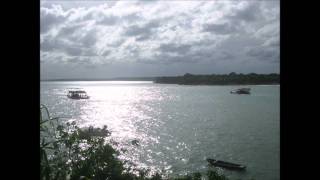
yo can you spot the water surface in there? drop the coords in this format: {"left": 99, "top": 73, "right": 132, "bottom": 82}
{"left": 41, "top": 81, "right": 279, "bottom": 180}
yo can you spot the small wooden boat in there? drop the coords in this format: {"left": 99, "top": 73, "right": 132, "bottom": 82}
{"left": 230, "top": 88, "right": 251, "bottom": 94}
{"left": 207, "top": 158, "right": 246, "bottom": 171}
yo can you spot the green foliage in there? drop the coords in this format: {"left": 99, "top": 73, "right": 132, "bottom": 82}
{"left": 40, "top": 105, "right": 238, "bottom": 180}
{"left": 207, "top": 170, "right": 228, "bottom": 180}
{"left": 40, "top": 113, "right": 125, "bottom": 180}
{"left": 172, "top": 172, "right": 202, "bottom": 180}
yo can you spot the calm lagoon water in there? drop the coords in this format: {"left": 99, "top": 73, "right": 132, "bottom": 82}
{"left": 40, "top": 81, "right": 279, "bottom": 180}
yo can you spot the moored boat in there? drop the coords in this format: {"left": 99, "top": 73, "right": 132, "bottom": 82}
{"left": 230, "top": 88, "right": 251, "bottom": 94}
{"left": 207, "top": 158, "right": 246, "bottom": 171}
{"left": 67, "top": 90, "right": 90, "bottom": 99}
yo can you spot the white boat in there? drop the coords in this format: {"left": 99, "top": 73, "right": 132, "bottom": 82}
{"left": 67, "top": 90, "right": 90, "bottom": 99}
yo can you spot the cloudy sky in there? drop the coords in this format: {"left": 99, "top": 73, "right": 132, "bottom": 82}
{"left": 40, "top": 0, "right": 279, "bottom": 79}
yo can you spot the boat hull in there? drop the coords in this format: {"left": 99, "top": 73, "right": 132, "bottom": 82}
{"left": 230, "top": 88, "right": 251, "bottom": 94}
{"left": 207, "top": 159, "right": 246, "bottom": 171}
{"left": 67, "top": 95, "right": 89, "bottom": 100}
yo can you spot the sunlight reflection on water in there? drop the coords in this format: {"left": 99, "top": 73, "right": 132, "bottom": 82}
{"left": 67, "top": 84, "right": 175, "bottom": 174}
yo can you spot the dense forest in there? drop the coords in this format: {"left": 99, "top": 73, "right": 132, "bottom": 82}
{"left": 154, "top": 73, "right": 279, "bottom": 85}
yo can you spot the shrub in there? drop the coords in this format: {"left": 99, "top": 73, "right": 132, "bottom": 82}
{"left": 40, "top": 104, "right": 232, "bottom": 180}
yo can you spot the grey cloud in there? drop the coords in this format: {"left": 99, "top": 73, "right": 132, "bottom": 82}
{"left": 64, "top": 47, "right": 97, "bottom": 57}
{"left": 135, "top": 35, "right": 150, "bottom": 41}
{"left": 41, "top": 1, "right": 279, "bottom": 78}
{"left": 136, "top": 47, "right": 200, "bottom": 65}
{"left": 159, "top": 43, "right": 192, "bottom": 53}
{"left": 188, "top": 48, "right": 234, "bottom": 63}
{"left": 42, "top": 26, "right": 98, "bottom": 56}
{"left": 80, "top": 9, "right": 119, "bottom": 26}
{"left": 58, "top": 23, "right": 84, "bottom": 37}
{"left": 68, "top": 56, "right": 80, "bottom": 63}
{"left": 219, "top": 51, "right": 235, "bottom": 60}
{"left": 42, "top": 38, "right": 96, "bottom": 57}
{"left": 41, "top": 38, "right": 56, "bottom": 52}
{"left": 228, "top": 2, "right": 262, "bottom": 22}
{"left": 125, "top": 25, "right": 149, "bottom": 36}
{"left": 56, "top": 22, "right": 98, "bottom": 47}
{"left": 254, "top": 21, "right": 279, "bottom": 47}
{"left": 255, "top": 21, "right": 279, "bottom": 41}
{"left": 246, "top": 47, "right": 279, "bottom": 62}
{"left": 144, "top": 53, "right": 199, "bottom": 65}
{"left": 124, "top": 21, "right": 160, "bottom": 41}
{"left": 157, "top": 41, "right": 236, "bottom": 65}
{"left": 201, "top": 3, "right": 263, "bottom": 35}
{"left": 96, "top": 15, "right": 118, "bottom": 25}
{"left": 41, "top": 37, "right": 77, "bottom": 54}
{"left": 108, "top": 39, "right": 126, "bottom": 48}
{"left": 263, "top": 37, "right": 279, "bottom": 47}
{"left": 80, "top": 29, "right": 98, "bottom": 47}
{"left": 121, "top": 13, "right": 143, "bottom": 23}
{"left": 64, "top": 46, "right": 83, "bottom": 56}
{"left": 203, "top": 23, "right": 238, "bottom": 35}
{"left": 40, "top": 6, "right": 69, "bottom": 33}
{"left": 67, "top": 56, "right": 98, "bottom": 67}
{"left": 102, "top": 50, "right": 110, "bottom": 56}
{"left": 81, "top": 49, "right": 97, "bottom": 57}
{"left": 41, "top": 37, "right": 74, "bottom": 54}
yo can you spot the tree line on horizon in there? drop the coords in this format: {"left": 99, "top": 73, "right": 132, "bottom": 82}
{"left": 154, "top": 72, "right": 280, "bottom": 85}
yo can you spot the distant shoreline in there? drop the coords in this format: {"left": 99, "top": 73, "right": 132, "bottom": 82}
{"left": 41, "top": 78, "right": 156, "bottom": 82}
{"left": 40, "top": 80, "right": 279, "bottom": 86}
{"left": 41, "top": 73, "right": 280, "bottom": 85}
{"left": 41, "top": 80, "right": 154, "bottom": 82}
{"left": 154, "top": 73, "right": 279, "bottom": 85}
{"left": 156, "top": 83, "right": 280, "bottom": 86}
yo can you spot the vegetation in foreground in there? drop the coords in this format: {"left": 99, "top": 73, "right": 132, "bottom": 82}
{"left": 155, "top": 72, "right": 279, "bottom": 85}
{"left": 40, "top": 105, "right": 232, "bottom": 180}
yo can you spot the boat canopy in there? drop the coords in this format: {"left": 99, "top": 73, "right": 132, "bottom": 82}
{"left": 68, "top": 90, "right": 87, "bottom": 93}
